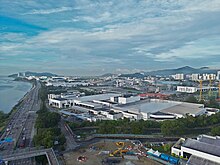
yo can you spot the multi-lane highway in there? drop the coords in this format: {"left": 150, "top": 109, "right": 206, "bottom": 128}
{"left": 0, "top": 81, "right": 41, "bottom": 155}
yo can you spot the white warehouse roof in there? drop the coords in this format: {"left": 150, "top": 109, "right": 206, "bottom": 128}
{"left": 76, "top": 93, "right": 121, "bottom": 102}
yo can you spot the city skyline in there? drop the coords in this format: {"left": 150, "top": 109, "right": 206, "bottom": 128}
{"left": 1, "top": 0, "right": 220, "bottom": 75}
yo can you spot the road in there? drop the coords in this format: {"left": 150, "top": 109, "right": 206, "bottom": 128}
{"left": 46, "top": 103, "right": 79, "bottom": 151}
{"left": 1, "top": 148, "right": 59, "bottom": 165}
{"left": 60, "top": 119, "right": 79, "bottom": 151}
{"left": 0, "top": 81, "right": 41, "bottom": 154}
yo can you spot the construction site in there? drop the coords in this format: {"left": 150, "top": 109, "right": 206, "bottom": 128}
{"left": 63, "top": 140, "right": 179, "bottom": 165}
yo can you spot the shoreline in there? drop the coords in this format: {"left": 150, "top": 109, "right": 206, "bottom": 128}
{"left": 8, "top": 79, "right": 35, "bottom": 114}
{"left": 0, "top": 77, "right": 34, "bottom": 114}
{"left": 0, "top": 79, "right": 35, "bottom": 136}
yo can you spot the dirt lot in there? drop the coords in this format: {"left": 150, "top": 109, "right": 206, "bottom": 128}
{"left": 63, "top": 140, "right": 162, "bottom": 165}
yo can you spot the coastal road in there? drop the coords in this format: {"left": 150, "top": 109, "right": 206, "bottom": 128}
{"left": 16, "top": 81, "right": 41, "bottom": 149}
{"left": 0, "top": 80, "right": 41, "bottom": 155}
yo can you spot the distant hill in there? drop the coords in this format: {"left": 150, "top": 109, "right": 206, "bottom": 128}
{"left": 119, "top": 66, "right": 218, "bottom": 78}
{"left": 119, "top": 72, "right": 145, "bottom": 78}
{"left": 145, "top": 66, "right": 199, "bottom": 76}
{"left": 9, "top": 71, "right": 58, "bottom": 78}
{"left": 100, "top": 73, "right": 118, "bottom": 77}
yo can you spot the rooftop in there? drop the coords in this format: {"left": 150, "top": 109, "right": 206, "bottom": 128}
{"left": 197, "top": 135, "right": 220, "bottom": 146}
{"left": 115, "top": 99, "right": 179, "bottom": 114}
{"left": 160, "top": 102, "right": 204, "bottom": 115}
{"left": 182, "top": 138, "right": 220, "bottom": 157}
{"left": 187, "top": 155, "right": 220, "bottom": 165}
{"left": 76, "top": 93, "right": 121, "bottom": 102}
{"left": 77, "top": 101, "right": 102, "bottom": 107}
{"left": 52, "top": 97, "right": 67, "bottom": 101}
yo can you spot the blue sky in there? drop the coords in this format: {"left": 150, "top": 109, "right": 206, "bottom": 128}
{"left": 0, "top": 0, "right": 220, "bottom": 75}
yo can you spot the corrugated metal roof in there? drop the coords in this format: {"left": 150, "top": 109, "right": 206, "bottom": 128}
{"left": 183, "top": 138, "right": 220, "bottom": 157}
{"left": 187, "top": 155, "right": 220, "bottom": 165}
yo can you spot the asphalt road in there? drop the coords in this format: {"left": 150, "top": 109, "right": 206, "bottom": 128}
{"left": 0, "top": 81, "right": 41, "bottom": 155}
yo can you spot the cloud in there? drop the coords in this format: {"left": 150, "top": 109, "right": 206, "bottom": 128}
{"left": 1, "top": 0, "right": 220, "bottom": 75}
{"left": 23, "top": 7, "right": 74, "bottom": 15}
{"left": 154, "top": 37, "right": 220, "bottom": 61}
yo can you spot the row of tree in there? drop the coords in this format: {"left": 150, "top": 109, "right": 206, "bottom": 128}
{"left": 68, "top": 111, "right": 220, "bottom": 136}
{"left": 68, "top": 118, "right": 161, "bottom": 134}
{"left": 33, "top": 105, "right": 66, "bottom": 148}
{"left": 0, "top": 111, "right": 9, "bottom": 130}
{"left": 159, "top": 112, "right": 220, "bottom": 136}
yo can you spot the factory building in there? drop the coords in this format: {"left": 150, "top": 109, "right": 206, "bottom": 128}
{"left": 48, "top": 93, "right": 121, "bottom": 109}
{"left": 172, "top": 135, "right": 220, "bottom": 164}
{"left": 114, "top": 99, "right": 206, "bottom": 120}
{"left": 49, "top": 98, "right": 74, "bottom": 108}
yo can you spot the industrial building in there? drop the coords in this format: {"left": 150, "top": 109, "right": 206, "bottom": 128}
{"left": 172, "top": 135, "right": 220, "bottom": 164}
{"left": 49, "top": 98, "right": 74, "bottom": 108}
{"left": 113, "top": 99, "right": 206, "bottom": 120}
{"left": 48, "top": 92, "right": 209, "bottom": 121}
{"left": 110, "top": 95, "right": 140, "bottom": 104}
{"left": 48, "top": 93, "right": 121, "bottom": 109}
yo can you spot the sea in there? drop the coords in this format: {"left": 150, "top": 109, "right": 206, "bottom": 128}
{"left": 0, "top": 76, "right": 32, "bottom": 113}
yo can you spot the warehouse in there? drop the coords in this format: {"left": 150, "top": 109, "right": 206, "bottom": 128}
{"left": 160, "top": 102, "right": 205, "bottom": 118}
{"left": 114, "top": 99, "right": 206, "bottom": 120}
{"left": 172, "top": 135, "right": 220, "bottom": 164}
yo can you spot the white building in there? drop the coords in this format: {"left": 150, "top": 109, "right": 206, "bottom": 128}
{"left": 205, "top": 108, "right": 219, "bottom": 116}
{"left": 118, "top": 95, "right": 140, "bottom": 104}
{"left": 177, "top": 86, "right": 197, "bottom": 93}
{"left": 48, "top": 93, "right": 120, "bottom": 109}
{"left": 149, "top": 111, "right": 176, "bottom": 120}
{"left": 191, "top": 74, "right": 199, "bottom": 81}
{"left": 177, "top": 86, "right": 219, "bottom": 93}
{"left": 172, "top": 135, "right": 220, "bottom": 164}
{"left": 173, "top": 74, "right": 184, "bottom": 80}
{"left": 49, "top": 98, "right": 74, "bottom": 108}
{"left": 113, "top": 99, "right": 206, "bottom": 120}
{"left": 217, "top": 71, "right": 220, "bottom": 80}
{"left": 105, "top": 111, "right": 123, "bottom": 120}
{"left": 74, "top": 101, "right": 102, "bottom": 109}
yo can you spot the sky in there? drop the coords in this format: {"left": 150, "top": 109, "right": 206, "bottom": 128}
{"left": 0, "top": 0, "right": 220, "bottom": 76}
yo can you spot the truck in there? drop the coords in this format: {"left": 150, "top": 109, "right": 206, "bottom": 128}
{"left": 19, "top": 136, "right": 26, "bottom": 148}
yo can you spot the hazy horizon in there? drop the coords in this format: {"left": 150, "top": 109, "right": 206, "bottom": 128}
{"left": 1, "top": 0, "right": 220, "bottom": 75}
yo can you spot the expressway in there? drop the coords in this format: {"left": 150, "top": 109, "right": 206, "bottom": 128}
{"left": 0, "top": 81, "right": 41, "bottom": 155}
{"left": 0, "top": 81, "right": 62, "bottom": 165}
{"left": 1, "top": 148, "right": 59, "bottom": 165}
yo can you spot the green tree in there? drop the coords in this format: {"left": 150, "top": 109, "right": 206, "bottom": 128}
{"left": 211, "top": 126, "right": 220, "bottom": 136}
{"left": 185, "top": 96, "right": 198, "bottom": 103}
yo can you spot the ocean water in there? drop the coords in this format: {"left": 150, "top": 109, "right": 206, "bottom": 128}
{"left": 0, "top": 76, "right": 32, "bottom": 113}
